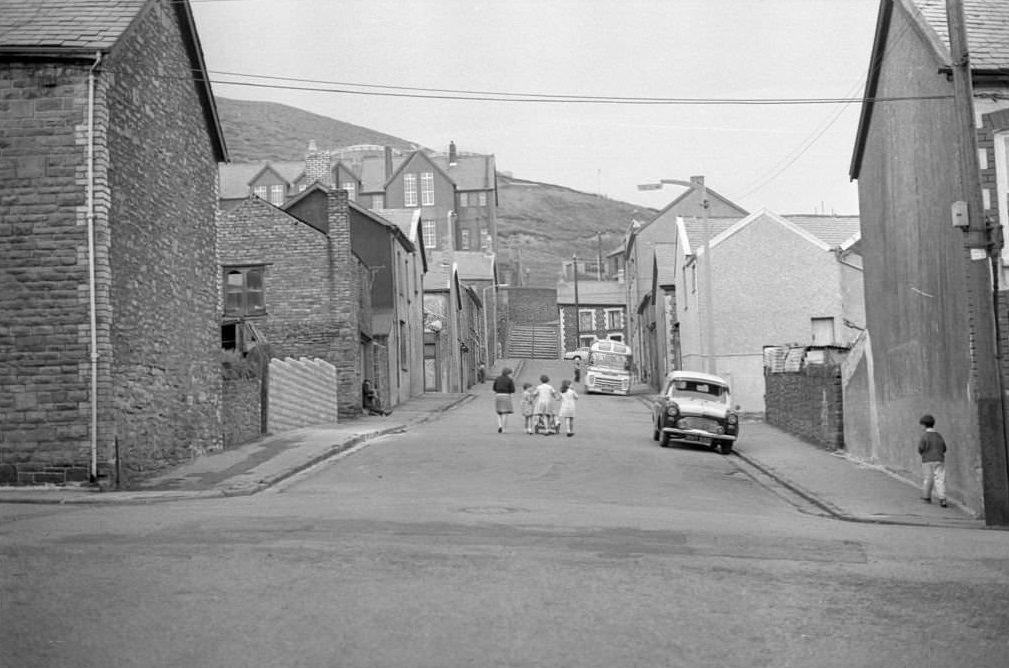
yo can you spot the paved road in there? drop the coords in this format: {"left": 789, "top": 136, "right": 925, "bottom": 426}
{"left": 3, "top": 361, "right": 1009, "bottom": 667}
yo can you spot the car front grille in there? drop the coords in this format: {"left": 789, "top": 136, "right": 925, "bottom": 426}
{"left": 676, "top": 416, "right": 721, "bottom": 432}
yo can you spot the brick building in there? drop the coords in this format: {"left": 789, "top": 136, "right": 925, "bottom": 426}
{"left": 0, "top": 0, "right": 228, "bottom": 484}
{"left": 218, "top": 189, "right": 370, "bottom": 421}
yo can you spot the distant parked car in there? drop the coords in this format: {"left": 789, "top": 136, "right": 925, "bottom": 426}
{"left": 563, "top": 346, "right": 591, "bottom": 361}
{"left": 652, "top": 370, "right": 739, "bottom": 455}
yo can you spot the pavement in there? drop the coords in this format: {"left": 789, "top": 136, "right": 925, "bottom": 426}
{"left": 0, "top": 360, "right": 993, "bottom": 530}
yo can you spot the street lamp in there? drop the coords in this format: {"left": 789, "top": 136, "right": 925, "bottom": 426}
{"left": 637, "top": 176, "right": 716, "bottom": 375}
{"left": 481, "top": 282, "right": 507, "bottom": 366}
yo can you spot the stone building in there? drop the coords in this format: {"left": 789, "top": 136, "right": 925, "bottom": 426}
{"left": 0, "top": 0, "right": 228, "bottom": 484}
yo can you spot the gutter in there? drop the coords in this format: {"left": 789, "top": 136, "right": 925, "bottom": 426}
{"left": 87, "top": 51, "right": 102, "bottom": 482}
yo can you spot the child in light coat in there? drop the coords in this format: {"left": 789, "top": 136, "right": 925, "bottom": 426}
{"left": 520, "top": 382, "right": 535, "bottom": 434}
{"left": 558, "top": 379, "right": 579, "bottom": 437}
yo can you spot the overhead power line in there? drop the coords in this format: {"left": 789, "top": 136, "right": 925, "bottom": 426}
{"left": 204, "top": 70, "right": 954, "bottom": 106}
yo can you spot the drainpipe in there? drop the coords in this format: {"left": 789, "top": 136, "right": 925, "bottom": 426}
{"left": 87, "top": 51, "right": 101, "bottom": 483}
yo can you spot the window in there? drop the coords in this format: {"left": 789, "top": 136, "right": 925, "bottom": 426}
{"left": 461, "top": 229, "right": 470, "bottom": 249}
{"left": 811, "top": 317, "right": 836, "bottom": 345}
{"left": 342, "top": 181, "right": 356, "bottom": 201}
{"left": 422, "top": 219, "right": 436, "bottom": 249}
{"left": 404, "top": 174, "right": 418, "bottom": 207}
{"left": 478, "top": 191, "right": 488, "bottom": 207}
{"left": 459, "top": 192, "right": 469, "bottom": 207}
{"left": 480, "top": 228, "right": 489, "bottom": 250}
{"left": 578, "top": 309, "right": 594, "bottom": 332}
{"left": 252, "top": 185, "right": 268, "bottom": 200}
{"left": 224, "top": 267, "right": 266, "bottom": 317}
{"left": 421, "top": 172, "right": 435, "bottom": 206}
{"left": 372, "top": 194, "right": 384, "bottom": 210}
{"left": 605, "top": 308, "right": 623, "bottom": 330}
{"left": 269, "top": 184, "right": 285, "bottom": 206}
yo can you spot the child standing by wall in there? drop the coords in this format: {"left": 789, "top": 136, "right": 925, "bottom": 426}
{"left": 558, "top": 379, "right": 579, "bottom": 437}
{"left": 917, "top": 413, "right": 948, "bottom": 507}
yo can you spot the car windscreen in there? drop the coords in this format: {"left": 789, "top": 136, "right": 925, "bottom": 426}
{"left": 667, "top": 379, "right": 728, "bottom": 403}
{"left": 590, "top": 352, "right": 630, "bottom": 370}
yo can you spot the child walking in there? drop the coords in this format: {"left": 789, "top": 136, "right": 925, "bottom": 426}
{"left": 917, "top": 413, "right": 948, "bottom": 507}
{"left": 520, "top": 382, "right": 535, "bottom": 435}
{"left": 558, "top": 379, "right": 579, "bottom": 437}
{"left": 532, "top": 375, "right": 560, "bottom": 435}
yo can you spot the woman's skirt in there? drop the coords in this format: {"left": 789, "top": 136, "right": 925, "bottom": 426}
{"left": 495, "top": 393, "right": 514, "bottom": 414}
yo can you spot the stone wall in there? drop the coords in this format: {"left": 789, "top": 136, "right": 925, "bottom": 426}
{"left": 105, "top": 0, "right": 223, "bottom": 477}
{"left": 222, "top": 376, "right": 262, "bottom": 448}
{"left": 0, "top": 60, "right": 96, "bottom": 481}
{"left": 765, "top": 363, "right": 844, "bottom": 450}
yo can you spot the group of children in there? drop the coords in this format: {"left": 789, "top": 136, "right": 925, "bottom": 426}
{"left": 520, "top": 374, "right": 578, "bottom": 436}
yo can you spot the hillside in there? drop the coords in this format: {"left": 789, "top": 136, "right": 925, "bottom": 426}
{"left": 216, "top": 97, "right": 651, "bottom": 286}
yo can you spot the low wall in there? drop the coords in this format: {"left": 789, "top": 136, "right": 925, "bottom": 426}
{"left": 268, "top": 357, "right": 339, "bottom": 434}
{"left": 765, "top": 363, "right": 844, "bottom": 450}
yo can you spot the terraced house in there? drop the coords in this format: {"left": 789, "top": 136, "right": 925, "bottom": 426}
{"left": 0, "top": 0, "right": 227, "bottom": 485}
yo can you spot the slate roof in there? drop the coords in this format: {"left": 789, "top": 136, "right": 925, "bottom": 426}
{"left": 556, "top": 280, "right": 624, "bottom": 305}
{"left": 653, "top": 243, "right": 679, "bottom": 286}
{"left": 0, "top": 0, "right": 147, "bottom": 51}
{"left": 915, "top": 0, "right": 1009, "bottom": 69}
{"left": 679, "top": 217, "right": 744, "bottom": 254}
{"left": 425, "top": 251, "right": 457, "bottom": 291}
{"left": 452, "top": 250, "right": 495, "bottom": 281}
{"left": 782, "top": 215, "right": 861, "bottom": 248}
{"left": 218, "top": 161, "right": 304, "bottom": 200}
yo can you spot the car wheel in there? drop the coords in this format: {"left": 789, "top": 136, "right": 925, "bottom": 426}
{"left": 718, "top": 440, "right": 733, "bottom": 455}
{"left": 652, "top": 421, "right": 660, "bottom": 441}
{"left": 659, "top": 429, "right": 670, "bottom": 447}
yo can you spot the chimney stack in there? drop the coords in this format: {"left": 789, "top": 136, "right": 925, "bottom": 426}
{"left": 448, "top": 141, "right": 458, "bottom": 166}
{"left": 304, "top": 140, "right": 333, "bottom": 186}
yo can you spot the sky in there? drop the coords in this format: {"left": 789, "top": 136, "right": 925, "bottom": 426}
{"left": 191, "top": 0, "right": 880, "bottom": 216}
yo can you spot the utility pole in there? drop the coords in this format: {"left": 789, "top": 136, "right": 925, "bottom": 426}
{"left": 572, "top": 254, "right": 581, "bottom": 346}
{"left": 691, "top": 176, "right": 716, "bottom": 376}
{"left": 947, "top": 0, "right": 1009, "bottom": 525}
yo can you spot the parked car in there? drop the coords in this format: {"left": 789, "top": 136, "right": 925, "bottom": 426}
{"left": 652, "top": 370, "right": 739, "bottom": 455}
{"left": 563, "top": 346, "right": 591, "bottom": 361}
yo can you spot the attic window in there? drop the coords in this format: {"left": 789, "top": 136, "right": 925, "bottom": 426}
{"left": 269, "top": 184, "right": 285, "bottom": 206}
{"left": 342, "top": 181, "right": 356, "bottom": 201}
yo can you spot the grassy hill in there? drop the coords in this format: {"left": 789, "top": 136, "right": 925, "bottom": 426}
{"left": 216, "top": 97, "right": 651, "bottom": 286}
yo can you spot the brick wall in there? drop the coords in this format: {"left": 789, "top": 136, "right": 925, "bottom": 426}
{"left": 218, "top": 189, "right": 365, "bottom": 421}
{"left": 503, "top": 288, "right": 557, "bottom": 324}
{"left": 765, "top": 364, "right": 844, "bottom": 450}
{"left": 104, "top": 1, "right": 223, "bottom": 477}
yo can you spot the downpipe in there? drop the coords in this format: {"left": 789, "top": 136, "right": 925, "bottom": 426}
{"left": 87, "top": 51, "right": 101, "bottom": 483}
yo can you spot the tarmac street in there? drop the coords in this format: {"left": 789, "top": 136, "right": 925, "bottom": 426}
{"left": 2, "top": 359, "right": 1009, "bottom": 667}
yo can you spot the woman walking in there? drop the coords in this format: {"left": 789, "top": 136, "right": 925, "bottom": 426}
{"left": 492, "top": 367, "right": 516, "bottom": 433}
{"left": 558, "top": 379, "right": 579, "bottom": 437}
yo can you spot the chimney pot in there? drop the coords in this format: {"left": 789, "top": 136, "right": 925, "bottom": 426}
{"left": 449, "top": 141, "right": 458, "bottom": 166}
